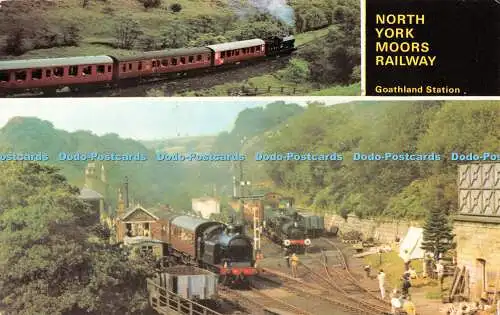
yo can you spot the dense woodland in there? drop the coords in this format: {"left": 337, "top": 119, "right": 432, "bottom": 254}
{"left": 0, "top": 0, "right": 360, "bottom": 86}
{"left": 0, "top": 162, "right": 157, "bottom": 314}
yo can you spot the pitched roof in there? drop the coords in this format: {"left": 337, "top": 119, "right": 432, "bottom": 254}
{"left": 79, "top": 187, "right": 103, "bottom": 200}
{"left": 121, "top": 205, "right": 159, "bottom": 221}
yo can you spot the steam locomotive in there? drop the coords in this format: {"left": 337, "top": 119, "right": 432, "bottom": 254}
{"left": 155, "top": 213, "right": 257, "bottom": 285}
{"left": 262, "top": 210, "right": 311, "bottom": 251}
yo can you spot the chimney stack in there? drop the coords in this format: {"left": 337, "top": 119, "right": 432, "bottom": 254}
{"left": 124, "top": 176, "right": 129, "bottom": 209}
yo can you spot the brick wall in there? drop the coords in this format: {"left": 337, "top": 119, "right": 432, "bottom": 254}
{"left": 454, "top": 220, "right": 500, "bottom": 300}
{"left": 325, "top": 214, "right": 422, "bottom": 244}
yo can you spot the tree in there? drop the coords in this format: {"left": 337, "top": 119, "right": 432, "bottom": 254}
{"left": 169, "top": 3, "right": 182, "bottom": 12}
{"left": 114, "top": 18, "right": 143, "bottom": 49}
{"left": 421, "top": 189, "right": 455, "bottom": 261}
{"left": 0, "top": 162, "right": 155, "bottom": 315}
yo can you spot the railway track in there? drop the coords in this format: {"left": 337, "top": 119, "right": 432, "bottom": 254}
{"left": 219, "top": 282, "right": 314, "bottom": 315}
{"left": 315, "top": 238, "right": 391, "bottom": 313}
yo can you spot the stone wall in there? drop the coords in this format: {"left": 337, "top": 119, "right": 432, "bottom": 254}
{"left": 454, "top": 220, "right": 500, "bottom": 300}
{"left": 325, "top": 214, "right": 422, "bottom": 244}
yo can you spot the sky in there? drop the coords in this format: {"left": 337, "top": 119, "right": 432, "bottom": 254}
{"left": 0, "top": 98, "right": 354, "bottom": 140}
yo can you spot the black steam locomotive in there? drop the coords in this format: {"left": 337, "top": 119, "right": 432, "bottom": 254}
{"left": 161, "top": 214, "right": 257, "bottom": 285}
{"left": 262, "top": 210, "right": 311, "bottom": 251}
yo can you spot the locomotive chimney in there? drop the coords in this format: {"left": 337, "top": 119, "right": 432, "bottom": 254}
{"left": 124, "top": 176, "right": 129, "bottom": 209}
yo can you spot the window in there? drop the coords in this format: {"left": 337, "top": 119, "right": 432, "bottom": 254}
{"left": 82, "top": 66, "right": 92, "bottom": 76}
{"left": 235, "top": 50, "right": 240, "bottom": 56}
{"left": 0, "top": 71, "right": 9, "bottom": 82}
{"left": 250, "top": 47, "right": 255, "bottom": 53}
{"left": 31, "top": 69, "right": 42, "bottom": 80}
{"left": 207, "top": 55, "right": 210, "bottom": 61}
{"left": 196, "top": 55, "right": 202, "bottom": 61}
{"left": 242, "top": 48, "right": 247, "bottom": 54}
{"left": 256, "top": 45, "right": 261, "bottom": 51}
{"left": 45, "top": 69, "right": 51, "bottom": 78}
{"left": 128, "top": 63, "right": 132, "bottom": 70}
{"left": 221, "top": 51, "right": 225, "bottom": 58}
{"left": 171, "top": 58, "right": 177, "bottom": 66}
{"left": 227, "top": 51, "right": 232, "bottom": 57}
{"left": 180, "top": 57, "right": 185, "bottom": 64}
{"left": 54, "top": 67, "right": 64, "bottom": 77}
{"left": 138, "top": 62, "right": 143, "bottom": 70}
{"left": 68, "top": 66, "right": 78, "bottom": 76}
{"left": 107, "top": 65, "right": 112, "bottom": 72}
{"left": 161, "top": 59, "right": 168, "bottom": 67}
{"left": 188, "top": 56, "right": 194, "bottom": 63}
{"left": 15, "top": 71, "right": 27, "bottom": 81}
{"left": 152, "top": 60, "right": 157, "bottom": 67}
{"left": 97, "top": 65, "right": 105, "bottom": 73}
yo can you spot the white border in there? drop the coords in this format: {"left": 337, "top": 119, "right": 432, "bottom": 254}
{"left": 4, "top": 96, "right": 500, "bottom": 105}
{"left": 360, "top": 0, "right": 366, "bottom": 96}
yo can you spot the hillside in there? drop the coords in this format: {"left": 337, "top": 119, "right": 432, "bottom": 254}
{"left": 0, "top": 0, "right": 360, "bottom": 94}
{"left": 261, "top": 101, "right": 500, "bottom": 220}
{"left": 141, "top": 135, "right": 217, "bottom": 152}
{"left": 0, "top": 101, "right": 305, "bottom": 210}
{"left": 0, "top": 117, "right": 196, "bottom": 210}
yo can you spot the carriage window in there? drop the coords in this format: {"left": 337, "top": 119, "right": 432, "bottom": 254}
{"left": 45, "top": 69, "right": 51, "bottom": 77}
{"left": 15, "top": 71, "right": 27, "bottom": 81}
{"left": 152, "top": 60, "right": 157, "bottom": 67}
{"left": 180, "top": 57, "right": 185, "bottom": 64}
{"left": 97, "top": 65, "right": 105, "bottom": 73}
{"left": 0, "top": 71, "right": 9, "bottom": 82}
{"left": 256, "top": 46, "right": 261, "bottom": 51}
{"left": 107, "top": 65, "right": 112, "bottom": 72}
{"left": 235, "top": 50, "right": 240, "bottom": 56}
{"left": 242, "top": 48, "right": 247, "bottom": 54}
{"left": 221, "top": 51, "right": 225, "bottom": 58}
{"left": 227, "top": 51, "right": 232, "bottom": 57}
{"left": 188, "top": 56, "right": 194, "bottom": 63}
{"left": 82, "top": 66, "right": 92, "bottom": 76}
{"left": 121, "top": 64, "right": 126, "bottom": 72}
{"left": 31, "top": 69, "right": 42, "bottom": 80}
{"left": 196, "top": 54, "right": 202, "bottom": 61}
{"left": 128, "top": 63, "right": 132, "bottom": 70}
{"left": 161, "top": 59, "right": 168, "bottom": 67}
{"left": 171, "top": 58, "right": 177, "bottom": 65}
{"left": 54, "top": 67, "right": 64, "bottom": 77}
{"left": 207, "top": 55, "right": 210, "bottom": 61}
{"left": 138, "top": 62, "right": 143, "bottom": 70}
{"left": 250, "top": 47, "right": 255, "bottom": 53}
{"left": 68, "top": 66, "right": 78, "bottom": 76}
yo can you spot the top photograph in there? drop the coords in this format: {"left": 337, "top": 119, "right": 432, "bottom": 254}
{"left": 0, "top": 0, "right": 360, "bottom": 97}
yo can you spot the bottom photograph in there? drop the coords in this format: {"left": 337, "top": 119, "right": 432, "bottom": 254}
{"left": 0, "top": 99, "right": 499, "bottom": 315}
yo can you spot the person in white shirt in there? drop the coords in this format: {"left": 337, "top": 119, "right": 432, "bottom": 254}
{"left": 377, "top": 269, "right": 386, "bottom": 299}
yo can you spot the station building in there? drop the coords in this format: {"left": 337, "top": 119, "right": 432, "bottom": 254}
{"left": 454, "top": 163, "right": 500, "bottom": 301}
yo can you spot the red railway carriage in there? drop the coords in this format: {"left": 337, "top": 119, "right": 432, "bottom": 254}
{"left": 207, "top": 38, "right": 266, "bottom": 66}
{"left": 111, "top": 47, "right": 212, "bottom": 80}
{"left": 0, "top": 56, "right": 113, "bottom": 92}
{"left": 166, "top": 215, "right": 219, "bottom": 259}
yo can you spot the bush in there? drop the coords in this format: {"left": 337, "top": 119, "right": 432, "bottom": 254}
{"left": 170, "top": 3, "right": 182, "bottom": 12}
{"left": 140, "top": 0, "right": 161, "bottom": 9}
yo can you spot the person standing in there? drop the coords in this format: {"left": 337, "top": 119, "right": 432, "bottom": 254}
{"left": 284, "top": 249, "right": 291, "bottom": 268}
{"left": 291, "top": 253, "right": 299, "bottom": 278}
{"left": 401, "top": 273, "right": 411, "bottom": 298}
{"left": 436, "top": 260, "right": 445, "bottom": 291}
{"left": 377, "top": 269, "right": 386, "bottom": 299}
